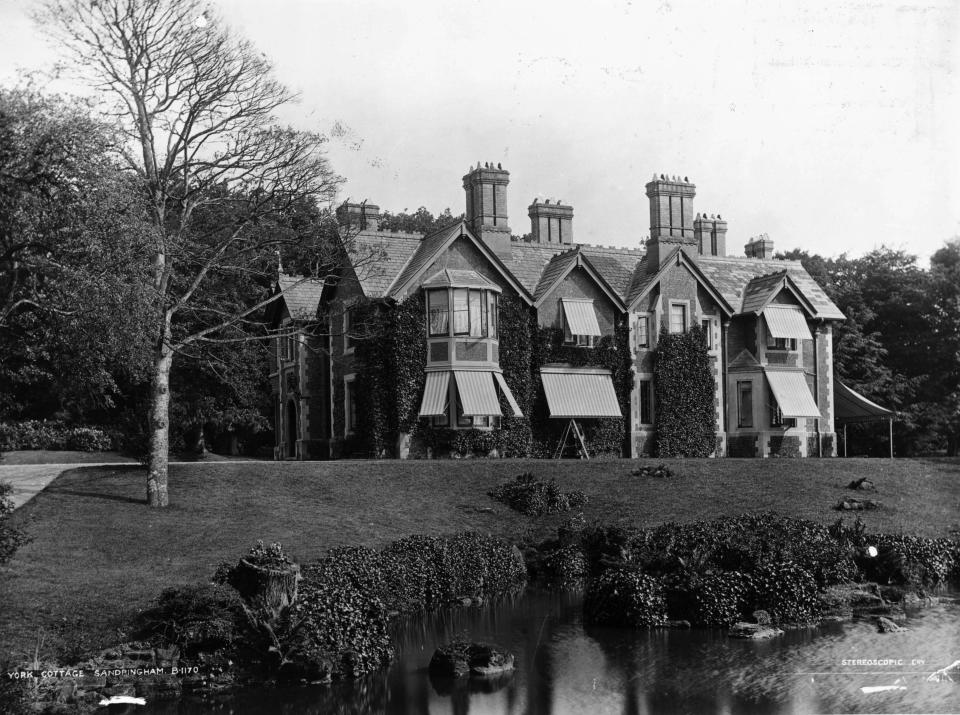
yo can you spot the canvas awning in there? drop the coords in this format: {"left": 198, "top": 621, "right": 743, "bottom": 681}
{"left": 453, "top": 371, "right": 502, "bottom": 416}
{"left": 835, "top": 380, "right": 894, "bottom": 424}
{"left": 418, "top": 371, "right": 451, "bottom": 416}
{"left": 763, "top": 306, "right": 812, "bottom": 340}
{"left": 561, "top": 299, "right": 601, "bottom": 336}
{"left": 540, "top": 366, "right": 622, "bottom": 418}
{"left": 764, "top": 369, "right": 820, "bottom": 418}
{"left": 493, "top": 372, "right": 523, "bottom": 417}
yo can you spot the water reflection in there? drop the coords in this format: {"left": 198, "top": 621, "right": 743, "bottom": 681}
{"left": 144, "top": 590, "right": 958, "bottom": 714}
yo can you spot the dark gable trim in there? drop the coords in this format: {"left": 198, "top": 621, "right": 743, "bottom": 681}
{"left": 533, "top": 248, "right": 626, "bottom": 311}
{"left": 627, "top": 247, "right": 735, "bottom": 317}
{"left": 388, "top": 222, "right": 534, "bottom": 304}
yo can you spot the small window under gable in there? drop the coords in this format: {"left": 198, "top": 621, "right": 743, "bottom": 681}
{"left": 636, "top": 315, "right": 650, "bottom": 349}
{"left": 561, "top": 299, "right": 601, "bottom": 347}
{"left": 669, "top": 303, "right": 688, "bottom": 334}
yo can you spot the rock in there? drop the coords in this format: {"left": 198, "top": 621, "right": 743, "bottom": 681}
{"left": 665, "top": 619, "right": 691, "bottom": 629}
{"left": 429, "top": 641, "right": 515, "bottom": 679}
{"left": 834, "top": 498, "right": 882, "bottom": 511}
{"left": 847, "top": 477, "right": 876, "bottom": 491}
{"left": 875, "top": 616, "right": 908, "bottom": 633}
{"left": 752, "top": 610, "right": 771, "bottom": 625}
{"left": 728, "top": 622, "right": 784, "bottom": 639}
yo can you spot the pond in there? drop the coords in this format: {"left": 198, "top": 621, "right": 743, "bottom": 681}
{"left": 147, "top": 590, "right": 959, "bottom": 714}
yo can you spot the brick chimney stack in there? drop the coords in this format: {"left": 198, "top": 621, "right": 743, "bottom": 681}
{"left": 694, "top": 213, "right": 727, "bottom": 256}
{"left": 463, "top": 163, "right": 512, "bottom": 260}
{"left": 745, "top": 234, "right": 774, "bottom": 259}
{"left": 645, "top": 174, "right": 697, "bottom": 272}
{"left": 336, "top": 201, "right": 380, "bottom": 231}
{"left": 528, "top": 198, "right": 573, "bottom": 244}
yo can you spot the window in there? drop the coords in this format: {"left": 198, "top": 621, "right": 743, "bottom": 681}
{"left": 669, "top": 303, "right": 688, "bottom": 334}
{"left": 701, "top": 319, "right": 713, "bottom": 349}
{"left": 488, "top": 293, "right": 498, "bottom": 339}
{"left": 469, "top": 290, "right": 484, "bottom": 337}
{"left": 766, "top": 335, "right": 796, "bottom": 351}
{"left": 453, "top": 289, "right": 469, "bottom": 335}
{"left": 769, "top": 398, "right": 796, "bottom": 428}
{"left": 562, "top": 312, "right": 595, "bottom": 347}
{"left": 737, "top": 381, "right": 753, "bottom": 428}
{"left": 344, "top": 307, "right": 356, "bottom": 351}
{"left": 428, "top": 290, "right": 449, "bottom": 337}
{"left": 344, "top": 378, "right": 358, "bottom": 435}
{"left": 639, "top": 379, "right": 654, "bottom": 425}
{"left": 636, "top": 315, "right": 650, "bottom": 349}
{"left": 455, "top": 392, "right": 472, "bottom": 427}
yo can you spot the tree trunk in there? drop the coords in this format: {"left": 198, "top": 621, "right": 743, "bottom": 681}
{"left": 147, "top": 337, "right": 174, "bottom": 507}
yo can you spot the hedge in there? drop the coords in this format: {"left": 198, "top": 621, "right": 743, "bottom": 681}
{"left": 652, "top": 325, "right": 716, "bottom": 457}
{"left": 0, "top": 420, "right": 115, "bottom": 452}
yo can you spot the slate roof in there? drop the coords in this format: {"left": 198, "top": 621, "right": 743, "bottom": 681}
{"left": 740, "top": 270, "right": 790, "bottom": 314}
{"left": 325, "top": 221, "right": 843, "bottom": 322}
{"left": 696, "top": 255, "right": 844, "bottom": 319}
{"left": 422, "top": 268, "right": 500, "bottom": 290}
{"left": 276, "top": 275, "right": 325, "bottom": 320}
{"left": 348, "top": 230, "right": 422, "bottom": 298}
{"left": 533, "top": 249, "right": 579, "bottom": 303}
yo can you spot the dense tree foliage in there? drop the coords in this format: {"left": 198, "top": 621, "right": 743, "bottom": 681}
{"left": 377, "top": 206, "right": 461, "bottom": 235}
{"left": 779, "top": 244, "right": 959, "bottom": 456}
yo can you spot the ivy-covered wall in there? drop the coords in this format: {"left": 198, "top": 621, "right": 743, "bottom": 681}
{"left": 653, "top": 325, "right": 717, "bottom": 457}
{"left": 530, "top": 318, "right": 634, "bottom": 457}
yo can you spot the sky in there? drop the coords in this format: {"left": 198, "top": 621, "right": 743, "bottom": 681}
{"left": 1, "top": 0, "right": 958, "bottom": 263}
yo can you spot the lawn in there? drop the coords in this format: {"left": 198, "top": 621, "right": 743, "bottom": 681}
{"left": 1, "top": 457, "right": 959, "bottom": 664}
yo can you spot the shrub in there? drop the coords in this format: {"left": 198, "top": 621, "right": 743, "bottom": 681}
{"left": 631, "top": 464, "right": 674, "bottom": 478}
{"left": 584, "top": 567, "right": 667, "bottom": 627}
{"left": 749, "top": 562, "right": 821, "bottom": 625}
{"left": 134, "top": 584, "right": 245, "bottom": 655}
{"left": 0, "top": 482, "right": 28, "bottom": 565}
{"left": 652, "top": 326, "right": 716, "bottom": 457}
{"left": 538, "top": 544, "right": 588, "bottom": 590}
{"left": 861, "top": 534, "right": 959, "bottom": 589}
{"left": 294, "top": 547, "right": 394, "bottom": 678}
{"left": 689, "top": 571, "right": 754, "bottom": 627}
{"left": 488, "top": 472, "right": 587, "bottom": 516}
{"left": 0, "top": 420, "right": 114, "bottom": 451}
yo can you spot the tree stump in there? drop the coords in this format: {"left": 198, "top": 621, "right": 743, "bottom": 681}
{"left": 228, "top": 557, "right": 301, "bottom": 613}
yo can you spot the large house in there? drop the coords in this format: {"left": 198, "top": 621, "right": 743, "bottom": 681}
{"left": 268, "top": 164, "right": 853, "bottom": 460}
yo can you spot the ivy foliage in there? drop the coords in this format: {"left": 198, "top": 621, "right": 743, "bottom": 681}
{"left": 653, "top": 325, "right": 717, "bottom": 457}
{"left": 530, "top": 318, "right": 633, "bottom": 457}
{"left": 352, "top": 294, "right": 427, "bottom": 457}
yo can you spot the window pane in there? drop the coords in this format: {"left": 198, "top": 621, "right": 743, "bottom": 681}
{"left": 640, "top": 380, "right": 652, "bottom": 424}
{"left": 469, "top": 290, "right": 483, "bottom": 337}
{"left": 637, "top": 316, "right": 649, "bottom": 348}
{"left": 701, "top": 319, "right": 712, "bottom": 349}
{"left": 480, "top": 292, "right": 488, "bottom": 337}
{"left": 428, "top": 290, "right": 449, "bottom": 337}
{"left": 488, "top": 293, "right": 498, "bottom": 338}
{"left": 453, "top": 289, "right": 469, "bottom": 335}
{"left": 669, "top": 304, "right": 687, "bottom": 334}
{"left": 738, "top": 382, "right": 753, "bottom": 428}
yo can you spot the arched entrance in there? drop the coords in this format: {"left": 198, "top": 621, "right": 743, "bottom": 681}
{"left": 286, "top": 399, "right": 299, "bottom": 459}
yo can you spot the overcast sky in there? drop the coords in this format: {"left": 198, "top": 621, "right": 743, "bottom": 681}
{"left": 2, "top": 0, "right": 957, "bottom": 263}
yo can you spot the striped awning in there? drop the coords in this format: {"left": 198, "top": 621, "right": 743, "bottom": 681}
{"left": 418, "top": 371, "right": 451, "bottom": 416}
{"left": 454, "top": 371, "right": 502, "bottom": 416}
{"left": 763, "top": 306, "right": 812, "bottom": 340}
{"left": 540, "top": 366, "right": 622, "bottom": 418}
{"left": 561, "top": 299, "right": 601, "bottom": 336}
{"left": 764, "top": 369, "right": 820, "bottom": 418}
{"left": 835, "top": 380, "right": 893, "bottom": 424}
{"left": 494, "top": 372, "right": 523, "bottom": 417}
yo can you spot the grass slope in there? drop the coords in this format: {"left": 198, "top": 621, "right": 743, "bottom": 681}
{"left": 1, "top": 457, "right": 958, "bottom": 663}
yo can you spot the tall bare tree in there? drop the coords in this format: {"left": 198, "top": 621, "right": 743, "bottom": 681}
{"left": 37, "top": 0, "right": 344, "bottom": 506}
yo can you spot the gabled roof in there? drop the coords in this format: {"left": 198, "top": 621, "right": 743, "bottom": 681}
{"left": 531, "top": 246, "right": 630, "bottom": 309}
{"left": 388, "top": 221, "right": 534, "bottom": 302}
{"left": 627, "top": 247, "right": 736, "bottom": 316}
{"left": 580, "top": 245, "right": 645, "bottom": 301}
{"left": 346, "top": 229, "right": 422, "bottom": 298}
{"left": 741, "top": 270, "right": 818, "bottom": 317}
{"left": 696, "top": 255, "right": 845, "bottom": 319}
{"left": 275, "top": 274, "right": 325, "bottom": 321}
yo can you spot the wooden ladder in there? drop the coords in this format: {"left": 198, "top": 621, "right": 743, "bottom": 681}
{"left": 553, "top": 418, "right": 590, "bottom": 460}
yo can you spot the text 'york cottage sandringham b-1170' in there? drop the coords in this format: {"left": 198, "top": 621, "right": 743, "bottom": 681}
{"left": 268, "top": 164, "right": 886, "bottom": 461}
